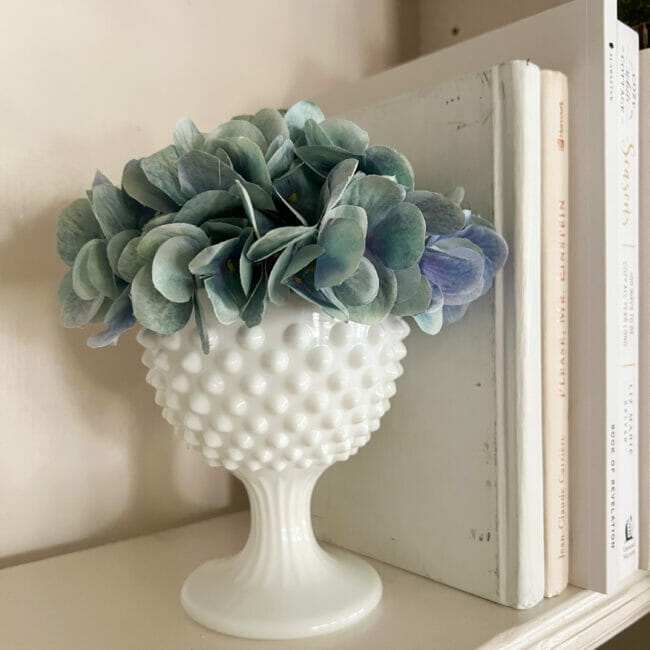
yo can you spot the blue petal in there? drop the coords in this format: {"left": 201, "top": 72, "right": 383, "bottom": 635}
{"left": 443, "top": 304, "right": 469, "bottom": 324}
{"left": 457, "top": 224, "right": 508, "bottom": 271}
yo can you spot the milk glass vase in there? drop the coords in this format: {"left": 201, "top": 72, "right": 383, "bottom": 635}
{"left": 137, "top": 291, "right": 409, "bottom": 639}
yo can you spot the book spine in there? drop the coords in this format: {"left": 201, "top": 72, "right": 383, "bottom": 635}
{"left": 639, "top": 48, "right": 650, "bottom": 572}
{"left": 615, "top": 21, "right": 639, "bottom": 579}
{"left": 540, "top": 70, "right": 569, "bottom": 598}
{"left": 491, "top": 60, "right": 544, "bottom": 609}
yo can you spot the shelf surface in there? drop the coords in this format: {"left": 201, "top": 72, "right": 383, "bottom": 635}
{"left": 1, "top": 512, "right": 648, "bottom": 650}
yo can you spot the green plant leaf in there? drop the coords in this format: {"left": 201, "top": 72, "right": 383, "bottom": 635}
{"left": 86, "top": 239, "right": 119, "bottom": 298}
{"left": 247, "top": 226, "right": 314, "bottom": 261}
{"left": 445, "top": 186, "right": 465, "bottom": 206}
{"left": 201, "top": 221, "right": 244, "bottom": 241}
{"left": 266, "top": 242, "right": 294, "bottom": 305}
{"left": 230, "top": 180, "right": 275, "bottom": 237}
{"left": 87, "top": 287, "right": 136, "bottom": 348}
{"left": 414, "top": 304, "right": 443, "bottom": 335}
{"left": 295, "top": 145, "right": 360, "bottom": 177}
{"left": 137, "top": 223, "right": 208, "bottom": 260}
{"left": 394, "top": 263, "right": 422, "bottom": 303}
{"left": 320, "top": 158, "right": 359, "bottom": 216}
{"left": 56, "top": 198, "right": 103, "bottom": 266}
{"left": 192, "top": 292, "right": 211, "bottom": 354}
{"left": 367, "top": 202, "right": 425, "bottom": 270}
{"left": 266, "top": 138, "right": 294, "bottom": 179}
{"left": 281, "top": 244, "right": 324, "bottom": 281}
{"left": 188, "top": 236, "right": 243, "bottom": 276}
{"left": 116, "top": 236, "right": 148, "bottom": 282}
{"left": 304, "top": 119, "right": 334, "bottom": 146}
{"left": 272, "top": 163, "right": 321, "bottom": 225}
{"left": 206, "top": 120, "right": 268, "bottom": 153}
{"left": 131, "top": 264, "right": 192, "bottom": 334}
{"left": 174, "top": 117, "right": 204, "bottom": 154}
{"left": 284, "top": 266, "right": 348, "bottom": 320}
{"left": 178, "top": 150, "right": 242, "bottom": 196}
{"left": 251, "top": 108, "right": 289, "bottom": 146}
{"left": 333, "top": 256, "right": 379, "bottom": 306}
{"left": 314, "top": 217, "right": 365, "bottom": 289}
{"left": 141, "top": 213, "right": 176, "bottom": 233}
{"left": 339, "top": 174, "right": 406, "bottom": 229}
{"left": 141, "top": 145, "right": 187, "bottom": 205}
{"left": 391, "top": 273, "right": 432, "bottom": 316}
{"left": 284, "top": 100, "right": 325, "bottom": 140}
{"left": 72, "top": 239, "right": 101, "bottom": 300}
{"left": 152, "top": 235, "right": 201, "bottom": 303}
{"left": 239, "top": 229, "right": 255, "bottom": 295}
{"left": 60, "top": 290, "right": 104, "bottom": 328}
{"left": 57, "top": 269, "right": 74, "bottom": 304}
{"left": 320, "top": 203, "right": 367, "bottom": 236}
{"left": 405, "top": 190, "right": 466, "bottom": 235}
{"left": 91, "top": 178, "right": 139, "bottom": 238}
{"left": 241, "top": 272, "right": 267, "bottom": 327}
{"left": 364, "top": 146, "right": 415, "bottom": 191}
{"left": 204, "top": 271, "right": 244, "bottom": 325}
{"left": 320, "top": 118, "right": 369, "bottom": 154}
{"left": 107, "top": 229, "right": 139, "bottom": 274}
{"left": 346, "top": 255, "right": 397, "bottom": 325}
{"left": 122, "top": 159, "right": 178, "bottom": 213}
{"left": 207, "top": 137, "right": 272, "bottom": 193}
{"left": 173, "top": 190, "right": 241, "bottom": 226}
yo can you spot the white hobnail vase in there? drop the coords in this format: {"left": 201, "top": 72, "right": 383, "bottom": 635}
{"left": 137, "top": 291, "right": 409, "bottom": 639}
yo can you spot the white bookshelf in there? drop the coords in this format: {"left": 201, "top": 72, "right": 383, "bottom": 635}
{"left": 0, "top": 512, "right": 647, "bottom": 650}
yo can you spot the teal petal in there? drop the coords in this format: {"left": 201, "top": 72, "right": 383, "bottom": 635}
{"left": 391, "top": 273, "right": 432, "bottom": 316}
{"left": 364, "top": 146, "right": 415, "bottom": 191}
{"left": 405, "top": 190, "right": 465, "bottom": 235}
{"left": 251, "top": 108, "right": 290, "bottom": 146}
{"left": 201, "top": 221, "right": 244, "bottom": 241}
{"left": 230, "top": 180, "right": 275, "bottom": 238}
{"left": 137, "top": 223, "right": 208, "bottom": 260}
{"left": 414, "top": 304, "right": 443, "bottom": 335}
{"left": 320, "top": 204, "right": 367, "bottom": 236}
{"left": 204, "top": 271, "right": 245, "bottom": 325}
{"left": 314, "top": 216, "right": 365, "bottom": 289}
{"left": 266, "top": 242, "right": 294, "bottom": 305}
{"left": 445, "top": 186, "right": 465, "bottom": 206}
{"left": 239, "top": 229, "right": 255, "bottom": 295}
{"left": 87, "top": 287, "right": 136, "bottom": 348}
{"left": 151, "top": 235, "right": 201, "bottom": 303}
{"left": 207, "top": 137, "right": 272, "bottom": 193}
{"left": 394, "top": 263, "right": 422, "bottom": 303}
{"left": 320, "top": 118, "right": 369, "bottom": 154}
{"left": 304, "top": 119, "right": 334, "bottom": 147}
{"left": 57, "top": 269, "right": 74, "bottom": 304}
{"left": 339, "top": 175, "right": 406, "bottom": 229}
{"left": 130, "top": 264, "right": 192, "bottom": 334}
{"left": 141, "top": 145, "right": 187, "bottom": 205}
{"left": 281, "top": 243, "right": 324, "bottom": 281}
{"left": 246, "top": 226, "right": 314, "bottom": 261}
{"left": 173, "top": 117, "right": 204, "bottom": 154}
{"left": 188, "top": 236, "right": 244, "bottom": 276}
{"left": 107, "top": 229, "right": 139, "bottom": 274}
{"left": 346, "top": 255, "right": 397, "bottom": 325}
{"left": 295, "top": 145, "right": 360, "bottom": 177}
{"left": 367, "top": 202, "right": 425, "bottom": 270}
{"left": 284, "top": 267, "right": 348, "bottom": 320}
{"left": 60, "top": 290, "right": 104, "bottom": 328}
{"left": 206, "top": 120, "right": 268, "bottom": 153}
{"left": 86, "top": 239, "right": 119, "bottom": 298}
{"left": 266, "top": 138, "right": 295, "bottom": 179}
{"left": 241, "top": 272, "right": 267, "bottom": 327}
{"left": 173, "top": 190, "right": 241, "bottom": 226}
{"left": 178, "top": 150, "right": 242, "bottom": 196}
{"left": 116, "top": 236, "right": 147, "bottom": 282}
{"left": 141, "top": 213, "right": 176, "bottom": 233}
{"left": 333, "top": 256, "right": 379, "bottom": 306}
{"left": 193, "top": 292, "right": 211, "bottom": 354}
{"left": 72, "top": 239, "right": 101, "bottom": 300}
{"left": 91, "top": 176, "right": 139, "bottom": 238}
{"left": 122, "top": 159, "right": 178, "bottom": 213}
{"left": 320, "top": 158, "right": 359, "bottom": 216}
{"left": 284, "top": 100, "right": 325, "bottom": 140}
{"left": 56, "top": 198, "right": 103, "bottom": 267}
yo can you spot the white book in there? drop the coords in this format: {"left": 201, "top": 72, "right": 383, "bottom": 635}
{"left": 540, "top": 70, "right": 570, "bottom": 598}
{"left": 317, "top": 0, "right": 621, "bottom": 594}
{"left": 615, "top": 21, "right": 640, "bottom": 580}
{"left": 640, "top": 46, "right": 650, "bottom": 572}
{"left": 313, "top": 60, "right": 544, "bottom": 609}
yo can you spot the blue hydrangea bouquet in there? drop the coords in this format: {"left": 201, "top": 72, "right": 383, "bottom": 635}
{"left": 56, "top": 100, "right": 507, "bottom": 351}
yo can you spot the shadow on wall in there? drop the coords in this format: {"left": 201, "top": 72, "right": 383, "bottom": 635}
{"left": 0, "top": 193, "right": 247, "bottom": 569}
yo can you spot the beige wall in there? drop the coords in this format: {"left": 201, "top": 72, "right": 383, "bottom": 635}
{"left": 0, "top": 0, "right": 405, "bottom": 567}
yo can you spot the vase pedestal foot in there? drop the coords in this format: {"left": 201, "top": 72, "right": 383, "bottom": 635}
{"left": 181, "top": 546, "right": 382, "bottom": 639}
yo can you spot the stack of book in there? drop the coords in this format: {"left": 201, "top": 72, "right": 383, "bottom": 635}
{"left": 313, "top": 0, "right": 647, "bottom": 608}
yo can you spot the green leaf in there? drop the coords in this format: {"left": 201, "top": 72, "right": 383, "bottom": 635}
{"left": 174, "top": 117, "right": 204, "bottom": 154}
{"left": 339, "top": 174, "right": 406, "bottom": 229}
{"left": 141, "top": 145, "right": 187, "bottom": 205}
{"left": 241, "top": 272, "right": 267, "bottom": 327}
{"left": 251, "top": 108, "right": 290, "bottom": 146}
{"left": 240, "top": 181, "right": 275, "bottom": 212}
{"left": 304, "top": 119, "right": 334, "bottom": 146}
{"left": 122, "top": 159, "right": 178, "bottom": 213}
{"left": 86, "top": 239, "right": 119, "bottom": 298}
{"left": 193, "top": 292, "right": 211, "bottom": 354}
{"left": 107, "top": 229, "right": 139, "bottom": 274}
{"left": 364, "top": 146, "right": 415, "bottom": 191}
{"left": 206, "top": 120, "right": 268, "bottom": 153}
{"left": 367, "top": 202, "right": 425, "bottom": 270}
{"left": 56, "top": 198, "right": 103, "bottom": 267}
{"left": 346, "top": 256, "right": 397, "bottom": 325}
{"left": 320, "top": 158, "right": 359, "bottom": 216}
{"left": 281, "top": 244, "right": 324, "bottom": 281}
{"left": 284, "top": 100, "right": 325, "bottom": 140}
{"left": 141, "top": 213, "right": 176, "bottom": 233}
{"left": 152, "top": 235, "right": 201, "bottom": 303}
{"left": 272, "top": 163, "right": 321, "bottom": 225}
{"left": 266, "top": 138, "right": 294, "bottom": 179}
{"left": 314, "top": 217, "right": 365, "bottom": 289}
{"left": 91, "top": 178, "right": 139, "bottom": 238}
{"left": 188, "top": 236, "right": 243, "bottom": 276}
{"left": 137, "top": 223, "right": 208, "bottom": 260}
{"left": 320, "top": 118, "right": 369, "bottom": 154}
{"left": 445, "top": 186, "right": 465, "bottom": 206}
{"left": 87, "top": 287, "right": 136, "bottom": 348}
{"left": 116, "top": 236, "right": 148, "bottom": 282}
{"left": 173, "top": 190, "right": 241, "bottom": 226}
{"left": 201, "top": 221, "right": 244, "bottom": 241}
{"left": 394, "top": 263, "right": 422, "bottom": 303}
{"left": 204, "top": 271, "right": 244, "bottom": 325}
{"left": 178, "top": 150, "right": 242, "bottom": 196}
{"left": 246, "top": 226, "right": 314, "bottom": 261}
{"left": 57, "top": 269, "right": 74, "bottom": 304}
{"left": 333, "top": 256, "right": 379, "bottom": 306}
{"left": 295, "top": 145, "right": 360, "bottom": 177}
{"left": 239, "top": 229, "right": 255, "bottom": 295}
{"left": 230, "top": 180, "right": 275, "bottom": 238}
{"left": 72, "top": 239, "right": 101, "bottom": 300}
{"left": 320, "top": 204, "right": 367, "bottom": 236}
{"left": 267, "top": 242, "right": 294, "bottom": 305}
{"left": 405, "top": 190, "right": 466, "bottom": 235}
{"left": 207, "top": 137, "right": 272, "bottom": 193}
{"left": 131, "top": 264, "right": 192, "bottom": 334}
{"left": 60, "top": 291, "right": 104, "bottom": 328}
{"left": 391, "top": 273, "right": 432, "bottom": 316}
{"left": 284, "top": 267, "right": 348, "bottom": 320}
{"left": 414, "top": 304, "right": 443, "bottom": 335}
